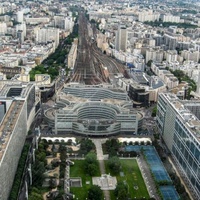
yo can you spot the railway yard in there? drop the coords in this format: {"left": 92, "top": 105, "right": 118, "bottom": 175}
{"left": 71, "top": 12, "right": 128, "bottom": 84}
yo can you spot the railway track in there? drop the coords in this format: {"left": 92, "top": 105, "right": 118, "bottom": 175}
{"left": 71, "top": 11, "right": 128, "bottom": 85}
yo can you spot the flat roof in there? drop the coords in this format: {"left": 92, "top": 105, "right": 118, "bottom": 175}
{"left": 0, "top": 100, "right": 24, "bottom": 164}
{"left": 163, "top": 93, "right": 200, "bottom": 142}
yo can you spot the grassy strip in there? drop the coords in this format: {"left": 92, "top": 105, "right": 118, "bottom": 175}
{"left": 105, "top": 159, "right": 149, "bottom": 200}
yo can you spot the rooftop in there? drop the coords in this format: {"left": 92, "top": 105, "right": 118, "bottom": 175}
{"left": 0, "top": 100, "right": 24, "bottom": 164}
{"left": 164, "top": 93, "right": 200, "bottom": 142}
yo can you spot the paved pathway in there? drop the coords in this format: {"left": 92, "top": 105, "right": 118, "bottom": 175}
{"left": 137, "top": 155, "right": 160, "bottom": 200}
{"left": 92, "top": 139, "right": 110, "bottom": 200}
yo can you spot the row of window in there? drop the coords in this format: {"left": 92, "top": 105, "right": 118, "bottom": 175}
{"left": 172, "top": 145, "right": 200, "bottom": 195}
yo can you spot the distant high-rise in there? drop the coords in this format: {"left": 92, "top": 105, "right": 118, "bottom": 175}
{"left": 16, "top": 11, "right": 23, "bottom": 23}
{"left": 115, "top": 25, "right": 127, "bottom": 52}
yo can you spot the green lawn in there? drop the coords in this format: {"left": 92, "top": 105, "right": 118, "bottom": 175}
{"left": 70, "top": 160, "right": 101, "bottom": 200}
{"left": 105, "top": 159, "right": 149, "bottom": 200}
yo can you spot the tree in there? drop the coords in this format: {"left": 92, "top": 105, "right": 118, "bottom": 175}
{"left": 151, "top": 106, "right": 157, "bottom": 117}
{"left": 80, "top": 138, "right": 95, "bottom": 155}
{"left": 49, "top": 178, "right": 57, "bottom": 189}
{"left": 88, "top": 185, "right": 103, "bottom": 200}
{"left": 29, "top": 192, "right": 43, "bottom": 200}
{"left": 29, "top": 187, "right": 43, "bottom": 200}
{"left": 108, "top": 156, "right": 121, "bottom": 174}
{"left": 85, "top": 152, "right": 97, "bottom": 164}
{"left": 104, "top": 138, "right": 120, "bottom": 156}
{"left": 84, "top": 152, "right": 98, "bottom": 176}
{"left": 90, "top": 19, "right": 96, "bottom": 23}
{"left": 114, "top": 181, "right": 128, "bottom": 200}
{"left": 135, "top": 141, "right": 139, "bottom": 145}
{"left": 87, "top": 163, "right": 98, "bottom": 176}
{"left": 147, "top": 60, "right": 153, "bottom": 67}
{"left": 32, "top": 161, "right": 45, "bottom": 187}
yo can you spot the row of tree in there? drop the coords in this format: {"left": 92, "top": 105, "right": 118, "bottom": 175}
{"left": 9, "top": 144, "right": 30, "bottom": 200}
{"left": 144, "top": 21, "right": 198, "bottom": 29}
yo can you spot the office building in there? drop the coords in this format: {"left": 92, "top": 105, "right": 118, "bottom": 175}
{"left": 115, "top": 25, "right": 127, "bottom": 52}
{"left": 184, "top": 101, "right": 200, "bottom": 120}
{"left": 128, "top": 83, "right": 149, "bottom": 107}
{"left": 0, "top": 83, "right": 38, "bottom": 200}
{"left": 156, "top": 93, "right": 200, "bottom": 199}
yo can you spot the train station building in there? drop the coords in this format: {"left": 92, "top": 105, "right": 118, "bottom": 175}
{"left": 44, "top": 83, "right": 144, "bottom": 136}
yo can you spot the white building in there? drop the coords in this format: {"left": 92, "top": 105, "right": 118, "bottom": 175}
{"left": 166, "top": 50, "right": 178, "bottom": 62}
{"left": 0, "top": 6, "right": 5, "bottom": 15}
{"left": 162, "top": 15, "right": 180, "bottom": 23}
{"left": 25, "top": 17, "right": 50, "bottom": 25}
{"left": 151, "top": 62, "right": 178, "bottom": 89}
{"left": 54, "top": 16, "right": 74, "bottom": 32}
{"left": 138, "top": 10, "right": 160, "bottom": 22}
{"left": 16, "top": 22, "right": 26, "bottom": 38}
{"left": 16, "top": 11, "right": 23, "bottom": 23}
{"left": 146, "top": 48, "right": 164, "bottom": 63}
{"left": 115, "top": 25, "right": 127, "bottom": 52}
{"left": 36, "top": 28, "right": 60, "bottom": 48}
{"left": 181, "top": 49, "right": 199, "bottom": 63}
{"left": 0, "top": 22, "right": 7, "bottom": 35}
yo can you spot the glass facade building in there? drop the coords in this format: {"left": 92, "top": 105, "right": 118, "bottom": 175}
{"left": 157, "top": 93, "right": 200, "bottom": 199}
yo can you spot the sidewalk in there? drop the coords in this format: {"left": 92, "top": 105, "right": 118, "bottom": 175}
{"left": 92, "top": 139, "right": 110, "bottom": 200}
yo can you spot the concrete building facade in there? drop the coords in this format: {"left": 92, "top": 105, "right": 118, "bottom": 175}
{"left": 0, "top": 83, "right": 37, "bottom": 200}
{"left": 156, "top": 93, "right": 200, "bottom": 199}
{"left": 44, "top": 83, "right": 143, "bottom": 136}
{"left": 115, "top": 25, "right": 127, "bottom": 52}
